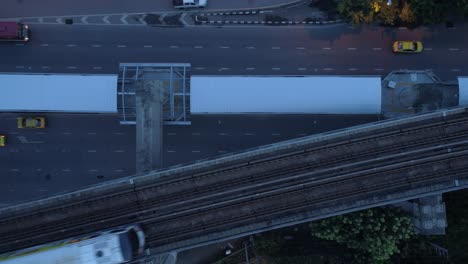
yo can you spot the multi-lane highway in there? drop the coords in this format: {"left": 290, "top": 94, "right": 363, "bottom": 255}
{"left": 0, "top": 113, "right": 379, "bottom": 206}
{"left": 0, "top": 23, "right": 467, "bottom": 79}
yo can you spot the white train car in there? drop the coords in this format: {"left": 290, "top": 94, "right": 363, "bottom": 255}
{"left": 0, "top": 225, "right": 145, "bottom": 264}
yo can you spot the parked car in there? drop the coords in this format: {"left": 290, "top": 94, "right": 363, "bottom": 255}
{"left": 0, "top": 135, "right": 5, "bottom": 147}
{"left": 393, "top": 41, "right": 423, "bottom": 53}
{"left": 17, "top": 117, "right": 46, "bottom": 128}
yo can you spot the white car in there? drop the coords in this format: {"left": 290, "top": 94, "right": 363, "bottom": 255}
{"left": 173, "top": 0, "right": 207, "bottom": 9}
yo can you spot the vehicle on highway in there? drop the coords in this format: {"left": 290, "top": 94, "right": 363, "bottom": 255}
{"left": 0, "top": 135, "right": 5, "bottom": 147}
{"left": 17, "top": 117, "right": 46, "bottom": 128}
{"left": 0, "top": 22, "right": 29, "bottom": 42}
{"left": 0, "top": 224, "right": 145, "bottom": 264}
{"left": 173, "top": 0, "right": 207, "bottom": 8}
{"left": 392, "top": 41, "right": 423, "bottom": 53}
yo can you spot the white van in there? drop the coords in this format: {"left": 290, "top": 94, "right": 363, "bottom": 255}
{"left": 173, "top": 0, "right": 207, "bottom": 9}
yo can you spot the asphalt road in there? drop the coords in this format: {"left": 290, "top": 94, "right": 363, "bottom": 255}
{"left": 0, "top": 113, "right": 379, "bottom": 206}
{"left": 0, "top": 23, "right": 466, "bottom": 80}
{"left": 0, "top": 0, "right": 298, "bottom": 18}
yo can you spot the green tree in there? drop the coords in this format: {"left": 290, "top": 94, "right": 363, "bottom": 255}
{"left": 309, "top": 207, "right": 414, "bottom": 264}
{"left": 336, "top": 0, "right": 373, "bottom": 23}
{"left": 399, "top": 2, "right": 416, "bottom": 24}
{"left": 408, "top": 0, "right": 449, "bottom": 24}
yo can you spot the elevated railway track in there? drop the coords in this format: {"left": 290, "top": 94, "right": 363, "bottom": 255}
{"left": 1, "top": 107, "right": 468, "bottom": 254}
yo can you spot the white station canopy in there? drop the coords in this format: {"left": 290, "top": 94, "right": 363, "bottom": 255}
{"left": 0, "top": 73, "right": 117, "bottom": 112}
{"left": 458, "top": 77, "right": 468, "bottom": 106}
{"left": 191, "top": 76, "right": 382, "bottom": 114}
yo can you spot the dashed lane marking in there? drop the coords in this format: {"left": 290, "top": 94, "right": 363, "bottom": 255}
{"left": 246, "top": 46, "right": 256, "bottom": 49}
{"left": 114, "top": 150, "right": 125, "bottom": 153}
{"left": 93, "top": 66, "right": 103, "bottom": 70}
{"left": 219, "top": 133, "right": 229, "bottom": 136}
{"left": 298, "top": 67, "right": 307, "bottom": 71}
{"left": 194, "top": 46, "right": 203, "bottom": 48}
{"left": 272, "top": 67, "right": 281, "bottom": 70}
{"left": 192, "top": 150, "right": 201, "bottom": 153}
{"left": 169, "top": 45, "right": 179, "bottom": 48}
{"left": 117, "top": 45, "right": 127, "bottom": 48}
{"left": 40, "top": 44, "right": 49, "bottom": 47}
{"left": 144, "top": 45, "right": 153, "bottom": 48}
{"left": 194, "top": 67, "right": 206, "bottom": 70}
{"left": 374, "top": 68, "right": 385, "bottom": 71}
{"left": 167, "top": 150, "right": 176, "bottom": 153}
{"left": 220, "top": 46, "right": 230, "bottom": 49}
{"left": 192, "top": 132, "right": 201, "bottom": 136}
{"left": 41, "top": 66, "right": 50, "bottom": 69}
{"left": 348, "top": 68, "right": 358, "bottom": 71}
{"left": 322, "top": 47, "right": 331, "bottom": 50}
{"left": 87, "top": 132, "right": 97, "bottom": 135}
{"left": 67, "top": 44, "right": 77, "bottom": 47}
{"left": 246, "top": 67, "right": 255, "bottom": 71}
{"left": 323, "top": 68, "right": 334, "bottom": 71}
{"left": 272, "top": 47, "right": 280, "bottom": 49}
{"left": 244, "top": 133, "right": 255, "bottom": 136}
{"left": 296, "top": 47, "right": 305, "bottom": 50}
{"left": 219, "top": 67, "right": 230, "bottom": 71}
{"left": 347, "top": 47, "right": 357, "bottom": 50}
{"left": 167, "top": 132, "right": 177, "bottom": 136}
{"left": 88, "top": 150, "right": 97, "bottom": 152}
{"left": 272, "top": 133, "right": 281, "bottom": 136}
{"left": 372, "top": 48, "right": 382, "bottom": 50}
{"left": 62, "top": 169, "right": 71, "bottom": 172}
{"left": 67, "top": 66, "right": 77, "bottom": 69}
{"left": 91, "top": 44, "right": 102, "bottom": 47}
{"left": 89, "top": 169, "right": 99, "bottom": 172}
{"left": 10, "top": 169, "right": 19, "bottom": 172}
{"left": 15, "top": 66, "right": 25, "bottom": 69}
{"left": 15, "top": 43, "right": 24, "bottom": 46}
{"left": 62, "top": 132, "right": 72, "bottom": 135}
{"left": 424, "top": 48, "right": 432, "bottom": 51}
{"left": 115, "top": 169, "right": 125, "bottom": 172}
{"left": 449, "top": 48, "right": 460, "bottom": 51}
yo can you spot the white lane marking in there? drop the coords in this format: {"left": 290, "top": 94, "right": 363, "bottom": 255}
{"left": 219, "top": 133, "right": 229, "bottom": 136}
{"left": 323, "top": 68, "right": 334, "bottom": 71}
{"left": 35, "top": 149, "right": 45, "bottom": 152}
{"left": 15, "top": 66, "right": 25, "bottom": 69}
{"left": 348, "top": 68, "right": 358, "bottom": 71}
{"left": 103, "top": 16, "right": 110, "bottom": 24}
{"left": 67, "top": 44, "right": 77, "bottom": 47}
{"left": 91, "top": 44, "right": 102, "bottom": 47}
{"left": 347, "top": 47, "right": 357, "bottom": 50}
{"left": 169, "top": 45, "right": 179, "bottom": 48}
{"left": 424, "top": 48, "right": 432, "bottom": 51}
{"left": 246, "top": 46, "right": 256, "bottom": 49}
{"left": 37, "top": 189, "right": 48, "bottom": 192}
{"left": 272, "top": 133, "right": 281, "bottom": 136}
{"left": 114, "top": 132, "right": 125, "bottom": 135}
{"left": 297, "top": 133, "right": 307, "bottom": 136}
{"left": 219, "top": 67, "right": 230, "bottom": 71}
{"left": 62, "top": 169, "right": 71, "bottom": 172}
{"left": 114, "top": 150, "right": 125, "bottom": 153}
{"left": 88, "top": 150, "right": 97, "bottom": 152}
{"left": 374, "top": 68, "right": 385, "bottom": 71}
{"left": 36, "top": 168, "right": 42, "bottom": 171}
{"left": 93, "top": 66, "right": 102, "bottom": 70}
{"left": 272, "top": 47, "right": 280, "bottom": 49}
{"left": 10, "top": 169, "right": 19, "bottom": 172}
{"left": 67, "top": 66, "right": 77, "bottom": 69}
{"left": 194, "top": 67, "right": 205, "bottom": 70}
{"left": 89, "top": 169, "right": 98, "bottom": 172}
{"left": 272, "top": 67, "right": 281, "bottom": 70}
{"left": 167, "top": 132, "right": 177, "bottom": 136}
{"left": 449, "top": 48, "right": 460, "bottom": 51}
{"left": 144, "top": 45, "right": 153, "bottom": 48}
{"left": 244, "top": 133, "right": 255, "bottom": 136}
{"left": 117, "top": 45, "right": 127, "bottom": 48}
{"left": 398, "top": 27, "right": 407, "bottom": 30}
{"left": 194, "top": 45, "right": 203, "bottom": 48}
{"left": 35, "top": 132, "right": 45, "bottom": 135}
{"left": 62, "top": 132, "right": 72, "bottom": 135}
{"left": 192, "top": 132, "right": 201, "bottom": 136}
{"left": 246, "top": 67, "right": 255, "bottom": 71}
{"left": 40, "top": 44, "right": 49, "bottom": 47}
{"left": 218, "top": 150, "right": 228, "bottom": 153}
{"left": 192, "top": 150, "right": 201, "bottom": 153}
{"left": 451, "top": 69, "right": 461, "bottom": 72}
{"left": 298, "top": 67, "right": 307, "bottom": 71}
{"left": 220, "top": 46, "right": 230, "bottom": 49}
{"left": 15, "top": 43, "right": 24, "bottom": 46}
{"left": 115, "top": 169, "right": 125, "bottom": 172}
{"left": 121, "top": 14, "right": 128, "bottom": 24}
{"left": 322, "top": 47, "right": 331, "bottom": 50}
{"left": 167, "top": 150, "right": 176, "bottom": 153}
{"left": 41, "top": 66, "right": 50, "bottom": 69}
{"left": 87, "top": 132, "right": 97, "bottom": 135}
{"left": 372, "top": 48, "right": 382, "bottom": 50}
{"left": 296, "top": 47, "right": 305, "bottom": 50}
{"left": 81, "top": 16, "right": 88, "bottom": 24}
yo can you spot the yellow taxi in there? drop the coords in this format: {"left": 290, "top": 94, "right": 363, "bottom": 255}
{"left": 17, "top": 117, "right": 46, "bottom": 128}
{"left": 0, "top": 135, "right": 5, "bottom": 147}
{"left": 393, "top": 41, "right": 423, "bottom": 53}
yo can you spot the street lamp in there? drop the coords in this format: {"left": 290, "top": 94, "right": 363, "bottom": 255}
{"left": 387, "top": 0, "right": 392, "bottom": 5}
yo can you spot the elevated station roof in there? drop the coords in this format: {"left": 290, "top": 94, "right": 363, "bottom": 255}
{"left": 191, "top": 76, "right": 382, "bottom": 114}
{"left": 458, "top": 77, "right": 468, "bottom": 106}
{"left": 0, "top": 73, "right": 117, "bottom": 113}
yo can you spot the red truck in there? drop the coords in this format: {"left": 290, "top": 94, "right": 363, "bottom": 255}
{"left": 0, "top": 22, "right": 29, "bottom": 42}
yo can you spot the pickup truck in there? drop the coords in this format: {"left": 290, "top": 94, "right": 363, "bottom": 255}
{"left": 173, "top": 0, "right": 207, "bottom": 8}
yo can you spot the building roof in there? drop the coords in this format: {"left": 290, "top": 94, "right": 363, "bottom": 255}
{"left": 0, "top": 73, "right": 117, "bottom": 112}
{"left": 191, "top": 76, "right": 382, "bottom": 114}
